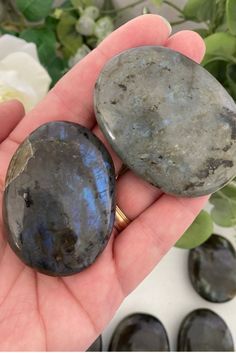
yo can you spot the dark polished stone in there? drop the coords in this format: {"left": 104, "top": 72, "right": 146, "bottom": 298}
{"left": 109, "top": 313, "right": 170, "bottom": 351}
{"left": 3, "top": 121, "right": 115, "bottom": 276}
{"left": 177, "top": 308, "right": 234, "bottom": 351}
{"left": 189, "top": 234, "right": 236, "bottom": 302}
{"left": 87, "top": 335, "right": 102, "bottom": 351}
{"left": 94, "top": 46, "right": 236, "bottom": 196}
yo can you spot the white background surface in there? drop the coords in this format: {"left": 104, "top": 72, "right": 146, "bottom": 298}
{"left": 103, "top": 208, "right": 236, "bottom": 351}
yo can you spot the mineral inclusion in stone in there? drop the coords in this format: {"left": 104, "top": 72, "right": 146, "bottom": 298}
{"left": 3, "top": 121, "right": 115, "bottom": 276}
{"left": 94, "top": 46, "right": 236, "bottom": 196}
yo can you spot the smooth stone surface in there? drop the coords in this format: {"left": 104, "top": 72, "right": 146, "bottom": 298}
{"left": 3, "top": 121, "right": 115, "bottom": 276}
{"left": 94, "top": 46, "right": 236, "bottom": 196}
{"left": 188, "top": 234, "right": 236, "bottom": 303}
{"left": 178, "top": 308, "right": 234, "bottom": 351}
{"left": 109, "top": 313, "right": 170, "bottom": 351}
{"left": 87, "top": 335, "right": 102, "bottom": 351}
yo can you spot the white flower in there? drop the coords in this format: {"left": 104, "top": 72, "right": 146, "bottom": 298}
{"left": 0, "top": 35, "right": 51, "bottom": 112}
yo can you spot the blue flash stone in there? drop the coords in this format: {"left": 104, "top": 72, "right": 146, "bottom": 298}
{"left": 3, "top": 121, "right": 115, "bottom": 276}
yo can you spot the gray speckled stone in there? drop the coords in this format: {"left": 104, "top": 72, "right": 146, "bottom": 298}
{"left": 94, "top": 46, "right": 236, "bottom": 196}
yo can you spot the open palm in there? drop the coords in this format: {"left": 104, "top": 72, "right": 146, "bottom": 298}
{"left": 0, "top": 15, "right": 208, "bottom": 351}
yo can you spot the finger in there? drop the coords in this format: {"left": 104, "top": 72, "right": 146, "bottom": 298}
{"left": 0, "top": 100, "right": 25, "bottom": 143}
{"left": 114, "top": 195, "right": 209, "bottom": 294}
{"left": 6, "top": 15, "right": 171, "bottom": 146}
{"left": 115, "top": 30, "right": 206, "bottom": 220}
{"left": 166, "top": 30, "right": 206, "bottom": 62}
{"left": 116, "top": 172, "right": 162, "bottom": 219}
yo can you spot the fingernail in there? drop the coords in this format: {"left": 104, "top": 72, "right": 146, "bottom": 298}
{"left": 159, "top": 15, "right": 172, "bottom": 36}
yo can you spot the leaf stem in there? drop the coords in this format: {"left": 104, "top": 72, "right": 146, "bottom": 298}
{"left": 163, "top": 0, "right": 184, "bottom": 15}
{"left": 101, "top": 0, "right": 145, "bottom": 15}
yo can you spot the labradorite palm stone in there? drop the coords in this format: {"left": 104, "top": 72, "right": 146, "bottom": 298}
{"left": 177, "top": 309, "right": 234, "bottom": 351}
{"left": 109, "top": 313, "right": 170, "bottom": 351}
{"left": 94, "top": 46, "right": 236, "bottom": 196}
{"left": 3, "top": 121, "right": 115, "bottom": 276}
{"left": 189, "top": 234, "right": 236, "bottom": 303}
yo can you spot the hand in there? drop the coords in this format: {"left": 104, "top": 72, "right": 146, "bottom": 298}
{"left": 0, "top": 15, "right": 207, "bottom": 351}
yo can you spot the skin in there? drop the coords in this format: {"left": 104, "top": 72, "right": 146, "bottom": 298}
{"left": 0, "top": 15, "right": 208, "bottom": 351}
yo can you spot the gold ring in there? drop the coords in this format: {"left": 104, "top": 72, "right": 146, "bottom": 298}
{"left": 114, "top": 205, "right": 131, "bottom": 232}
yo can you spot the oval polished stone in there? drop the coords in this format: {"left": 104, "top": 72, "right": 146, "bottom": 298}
{"left": 177, "top": 308, "right": 234, "bottom": 351}
{"left": 3, "top": 121, "right": 115, "bottom": 276}
{"left": 109, "top": 313, "right": 170, "bottom": 351}
{"left": 188, "top": 234, "right": 236, "bottom": 303}
{"left": 87, "top": 335, "right": 102, "bottom": 351}
{"left": 94, "top": 46, "right": 236, "bottom": 196}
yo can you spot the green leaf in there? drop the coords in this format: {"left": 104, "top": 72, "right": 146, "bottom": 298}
{"left": 85, "top": 35, "right": 98, "bottom": 48}
{"left": 16, "top": 0, "right": 53, "bottom": 22}
{"left": 175, "top": 211, "right": 213, "bottom": 249}
{"left": 204, "top": 60, "right": 228, "bottom": 86}
{"left": 45, "top": 15, "right": 59, "bottom": 31}
{"left": 183, "top": 0, "right": 216, "bottom": 22}
{"left": 214, "top": 0, "right": 227, "bottom": 29}
{"left": 202, "top": 32, "right": 236, "bottom": 66}
{"left": 215, "top": 18, "right": 228, "bottom": 32}
{"left": 194, "top": 28, "right": 210, "bottom": 38}
{"left": 57, "top": 13, "right": 83, "bottom": 58}
{"left": 47, "top": 56, "right": 68, "bottom": 87}
{"left": 20, "top": 27, "right": 66, "bottom": 86}
{"left": 20, "top": 28, "right": 56, "bottom": 67}
{"left": 151, "top": 0, "right": 164, "bottom": 6}
{"left": 226, "top": 0, "right": 236, "bottom": 35}
{"left": 71, "top": 0, "right": 104, "bottom": 8}
{"left": 71, "top": 0, "right": 84, "bottom": 8}
{"left": 20, "top": 27, "right": 68, "bottom": 86}
{"left": 226, "top": 63, "right": 236, "bottom": 100}
{"left": 0, "top": 27, "right": 18, "bottom": 36}
{"left": 210, "top": 181, "right": 236, "bottom": 226}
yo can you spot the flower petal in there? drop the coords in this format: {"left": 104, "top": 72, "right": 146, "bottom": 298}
{"left": 0, "top": 34, "right": 38, "bottom": 61}
{"left": 0, "top": 52, "right": 51, "bottom": 103}
{"left": 0, "top": 69, "right": 38, "bottom": 111}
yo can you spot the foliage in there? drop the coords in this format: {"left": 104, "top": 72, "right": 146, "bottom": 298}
{"left": 16, "top": 0, "right": 53, "bottom": 22}
{"left": 181, "top": 0, "right": 236, "bottom": 100}
{"left": 0, "top": 0, "right": 236, "bottom": 247}
{"left": 210, "top": 179, "right": 236, "bottom": 227}
{"left": 0, "top": 0, "right": 118, "bottom": 86}
{"left": 175, "top": 211, "right": 213, "bottom": 249}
